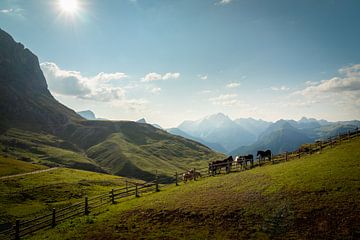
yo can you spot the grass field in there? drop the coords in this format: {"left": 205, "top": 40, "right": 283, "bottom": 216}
{"left": 0, "top": 155, "right": 47, "bottom": 177}
{"left": 0, "top": 168, "right": 142, "bottom": 227}
{"left": 0, "top": 128, "right": 104, "bottom": 173}
{"left": 28, "top": 136, "right": 360, "bottom": 239}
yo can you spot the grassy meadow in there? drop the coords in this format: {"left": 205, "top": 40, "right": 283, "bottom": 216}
{"left": 0, "top": 155, "right": 47, "bottom": 177}
{"left": 0, "top": 167, "right": 142, "bottom": 229}
{"left": 25, "top": 136, "right": 360, "bottom": 239}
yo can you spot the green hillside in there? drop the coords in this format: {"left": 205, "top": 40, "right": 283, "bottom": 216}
{"left": 0, "top": 155, "right": 47, "bottom": 177}
{"left": 0, "top": 167, "right": 140, "bottom": 228}
{"left": 0, "top": 128, "right": 104, "bottom": 173}
{"left": 81, "top": 121, "right": 223, "bottom": 180}
{"left": 31, "top": 137, "right": 360, "bottom": 239}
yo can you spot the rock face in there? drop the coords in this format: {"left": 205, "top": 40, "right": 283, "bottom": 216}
{"left": 0, "top": 28, "right": 82, "bottom": 133}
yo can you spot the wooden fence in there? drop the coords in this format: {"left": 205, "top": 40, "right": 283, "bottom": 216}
{"left": 1, "top": 127, "right": 359, "bottom": 239}
{"left": 0, "top": 180, "right": 158, "bottom": 240}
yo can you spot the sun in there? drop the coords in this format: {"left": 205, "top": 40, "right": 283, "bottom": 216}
{"left": 58, "top": 0, "right": 79, "bottom": 13}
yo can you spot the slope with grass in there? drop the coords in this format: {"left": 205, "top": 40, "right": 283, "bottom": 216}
{"left": 0, "top": 128, "right": 104, "bottom": 173}
{"left": 31, "top": 137, "right": 360, "bottom": 239}
{"left": 0, "top": 167, "right": 141, "bottom": 229}
{"left": 0, "top": 155, "right": 47, "bottom": 177}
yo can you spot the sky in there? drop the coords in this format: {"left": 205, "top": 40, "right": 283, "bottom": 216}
{"left": 1, "top": 0, "right": 360, "bottom": 128}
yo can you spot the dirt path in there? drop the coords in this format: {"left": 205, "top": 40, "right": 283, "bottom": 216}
{"left": 0, "top": 167, "right": 59, "bottom": 180}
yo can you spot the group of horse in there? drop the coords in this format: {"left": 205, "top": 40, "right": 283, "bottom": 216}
{"left": 182, "top": 149, "right": 272, "bottom": 181}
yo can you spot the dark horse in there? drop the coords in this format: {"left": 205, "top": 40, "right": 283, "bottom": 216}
{"left": 236, "top": 154, "right": 254, "bottom": 169}
{"left": 243, "top": 154, "right": 254, "bottom": 168}
{"left": 257, "top": 150, "right": 272, "bottom": 162}
{"left": 209, "top": 156, "right": 233, "bottom": 175}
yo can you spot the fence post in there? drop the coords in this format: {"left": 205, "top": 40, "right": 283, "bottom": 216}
{"left": 125, "top": 180, "right": 128, "bottom": 194}
{"left": 193, "top": 168, "right": 197, "bottom": 180}
{"left": 285, "top": 152, "right": 288, "bottom": 162}
{"left": 155, "top": 172, "right": 160, "bottom": 192}
{"left": 135, "top": 184, "right": 139, "bottom": 197}
{"left": 111, "top": 189, "right": 115, "bottom": 204}
{"left": 52, "top": 208, "right": 56, "bottom": 228}
{"left": 348, "top": 130, "right": 350, "bottom": 140}
{"left": 84, "top": 196, "right": 89, "bottom": 215}
{"left": 175, "top": 172, "right": 178, "bottom": 186}
{"left": 15, "top": 219, "right": 20, "bottom": 240}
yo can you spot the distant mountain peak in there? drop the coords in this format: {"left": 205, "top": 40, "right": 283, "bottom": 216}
{"left": 77, "top": 110, "right": 96, "bottom": 120}
{"left": 136, "top": 118, "right": 147, "bottom": 124}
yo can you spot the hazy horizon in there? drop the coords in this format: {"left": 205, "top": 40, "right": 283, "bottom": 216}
{"left": 1, "top": 0, "right": 360, "bottom": 128}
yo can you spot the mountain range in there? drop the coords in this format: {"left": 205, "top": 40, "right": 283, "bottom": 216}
{"left": 173, "top": 114, "right": 360, "bottom": 156}
{"left": 0, "top": 28, "right": 223, "bottom": 181}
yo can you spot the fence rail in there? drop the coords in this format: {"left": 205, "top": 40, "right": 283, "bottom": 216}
{"left": 0, "top": 127, "right": 359, "bottom": 239}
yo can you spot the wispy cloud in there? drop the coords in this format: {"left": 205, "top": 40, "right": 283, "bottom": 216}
{"left": 226, "top": 82, "right": 241, "bottom": 88}
{"left": 0, "top": 8, "right": 24, "bottom": 17}
{"left": 305, "top": 81, "right": 318, "bottom": 86}
{"left": 198, "top": 74, "right": 208, "bottom": 80}
{"left": 271, "top": 85, "right": 289, "bottom": 91}
{"left": 150, "top": 87, "right": 161, "bottom": 94}
{"left": 209, "top": 93, "right": 245, "bottom": 107}
{"left": 198, "top": 89, "right": 212, "bottom": 94}
{"left": 216, "top": 0, "right": 233, "bottom": 5}
{"left": 141, "top": 72, "right": 180, "bottom": 82}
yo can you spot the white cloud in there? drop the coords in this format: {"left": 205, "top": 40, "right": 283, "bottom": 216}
{"left": 198, "top": 74, "right": 208, "bottom": 80}
{"left": 217, "top": 0, "right": 232, "bottom": 5}
{"left": 0, "top": 8, "right": 24, "bottom": 17}
{"left": 338, "top": 64, "right": 360, "bottom": 77}
{"left": 163, "top": 72, "right": 180, "bottom": 80}
{"left": 209, "top": 94, "right": 245, "bottom": 107}
{"left": 40, "top": 62, "right": 128, "bottom": 102}
{"left": 141, "top": 72, "right": 180, "bottom": 82}
{"left": 150, "top": 87, "right": 161, "bottom": 93}
{"left": 296, "top": 77, "right": 360, "bottom": 96}
{"left": 0, "top": 9, "right": 13, "bottom": 13}
{"left": 305, "top": 81, "right": 318, "bottom": 86}
{"left": 92, "top": 72, "right": 127, "bottom": 82}
{"left": 290, "top": 64, "right": 360, "bottom": 116}
{"left": 226, "top": 82, "right": 241, "bottom": 88}
{"left": 271, "top": 85, "right": 289, "bottom": 91}
{"left": 199, "top": 90, "right": 212, "bottom": 94}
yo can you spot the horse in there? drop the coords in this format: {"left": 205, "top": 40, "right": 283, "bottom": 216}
{"left": 243, "top": 154, "right": 254, "bottom": 168}
{"left": 183, "top": 169, "right": 201, "bottom": 182}
{"left": 257, "top": 150, "right": 272, "bottom": 162}
{"left": 209, "top": 156, "right": 233, "bottom": 175}
{"left": 235, "top": 155, "right": 254, "bottom": 169}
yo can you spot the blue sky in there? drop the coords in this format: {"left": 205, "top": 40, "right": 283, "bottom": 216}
{"left": 1, "top": 0, "right": 360, "bottom": 127}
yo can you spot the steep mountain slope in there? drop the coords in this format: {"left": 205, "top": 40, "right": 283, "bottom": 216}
{"left": 0, "top": 28, "right": 83, "bottom": 133}
{"left": 0, "top": 28, "right": 223, "bottom": 180}
{"left": 231, "top": 120, "right": 312, "bottom": 156}
{"left": 178, "top": 113, "right": 256, "bottom": 152}
{"left": 234, "top": 117, "right": 271, "bottom": 139}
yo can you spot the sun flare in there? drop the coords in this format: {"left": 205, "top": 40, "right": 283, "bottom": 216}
{"left": 59, "top": 0, "right": 79, "bottom": 13}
